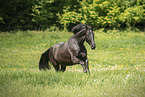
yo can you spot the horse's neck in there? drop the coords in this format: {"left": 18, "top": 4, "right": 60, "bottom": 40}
{"left": 73, "top": 29, "right": 86, "bottom": 45}
{"left": 74, "top": 29, "right": 86, "bottom": 38}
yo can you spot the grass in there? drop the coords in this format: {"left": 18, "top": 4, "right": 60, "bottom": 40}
{"left": 0, "top": 29, "right": 145, "bottom": 97}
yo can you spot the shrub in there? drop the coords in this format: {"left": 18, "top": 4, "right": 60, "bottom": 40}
{"left": 60, "top": 0, "right": 145, "bottom": 29}
{"left": 118, "top": 6, "right": 144, "bottom": 27}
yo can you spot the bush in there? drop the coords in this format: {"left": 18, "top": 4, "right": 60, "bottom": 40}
{"left": 0, "top": 0, "right": 144, "bottom": 31}
{"left": 60, "top": 0, "right": 145, "bottom": 29}
{"left": 0, "top": 0, "right": 33, "bottom": 31}
{"left": 118, "top": 6, "right": 144, "bottom": 27}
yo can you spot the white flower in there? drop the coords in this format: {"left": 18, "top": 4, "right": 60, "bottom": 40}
{"left": 126, "top": 75, "right": 130, "bottom": 77}
{"left": 126, "top": 75, "right": 130, "bottom": 79}
{"left": 94, "top": 78, "right": 97, "bottom": 81}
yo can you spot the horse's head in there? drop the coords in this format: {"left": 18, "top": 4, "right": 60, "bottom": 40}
{"left": 85, "top": 25, "right": 96, "bottom": 50}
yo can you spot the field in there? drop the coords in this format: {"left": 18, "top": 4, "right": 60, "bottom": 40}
{"left": 0, "top": 29, "right": 145, "bottom": 97}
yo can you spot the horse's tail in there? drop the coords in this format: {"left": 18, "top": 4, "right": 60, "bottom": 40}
{"left": 39, "top": 48, "right": 51, "bottom": 70}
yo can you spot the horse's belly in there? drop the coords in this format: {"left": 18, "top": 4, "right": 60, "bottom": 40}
{"left": 56, "top": 53, "right": 73, "bottom": 65}
{"left": 52, "top": 42, "right": 74, "bottom": 66}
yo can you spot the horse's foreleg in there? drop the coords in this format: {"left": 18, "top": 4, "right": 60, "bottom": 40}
{"left": 85, "top": 59, "right": 90, "bottom": 73}
{"left": 81, "top": 64, "right": 87, "bottom": 73}
{"left": 68, "top": 48, "right": 84, "bottom": 64}
{"left": 72, "top": 57, "right": 89, "bottom": 73}
{"left": 81, "top": 59, "right": 90, "bottom": 73}
{"left": 72, "top": 56, "right": 84, "bottom": 65}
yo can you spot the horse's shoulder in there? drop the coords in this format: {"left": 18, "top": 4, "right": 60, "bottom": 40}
{"left": 57, "top": 42, "right": 65, "bottom": 45}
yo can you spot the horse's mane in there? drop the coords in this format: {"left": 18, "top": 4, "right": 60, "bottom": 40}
{"left": 71, "top": 23, "right": 92, "bottom": 34}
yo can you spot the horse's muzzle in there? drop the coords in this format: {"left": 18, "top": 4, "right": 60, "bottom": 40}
{"left": 91, "top": 44, "right": 96, "bottom": 50}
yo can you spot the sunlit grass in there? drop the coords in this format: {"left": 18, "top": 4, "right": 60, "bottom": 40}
{"left": 0, "top": 30, "right": 145, "bottom": 97}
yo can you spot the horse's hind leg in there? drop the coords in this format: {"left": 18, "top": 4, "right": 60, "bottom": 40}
{"left": 49, "top": 55, "right": 60, "bottom": 71}
{"left": 51, "top": 60, "right": 59, "bottom": 71}
{"left": 53, "top": 64, "right": 59, "bottom": 71}
{"left": 61, "top": 65, "right": 66, "bottom": 72}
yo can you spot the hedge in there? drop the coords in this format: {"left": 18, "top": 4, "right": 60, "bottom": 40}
{"left": 0, "top": 0, "right": 144, "bottom": 31}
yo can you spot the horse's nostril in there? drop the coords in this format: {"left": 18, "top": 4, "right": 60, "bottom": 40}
{"left": 91, "top": 47, "right": 95, "bottom": 50}
{"left": 91, "top": 44, "right": 96, "bottom": 50}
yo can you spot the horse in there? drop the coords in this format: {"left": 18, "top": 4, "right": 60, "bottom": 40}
{"left": 39, "top": 24, "right": 96, "bottom": 73}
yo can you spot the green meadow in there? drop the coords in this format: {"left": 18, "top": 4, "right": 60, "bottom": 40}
{"left": 0, "top": 29, "right": 145, "bottom": 97}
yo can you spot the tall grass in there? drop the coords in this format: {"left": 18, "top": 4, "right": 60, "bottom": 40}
{"left": 0, "top": 30, "right": 145, "bottom": 97}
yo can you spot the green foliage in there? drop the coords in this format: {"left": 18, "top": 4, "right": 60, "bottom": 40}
{"left": 60, "top": 0, "right": 145, "bottom": 28}
{"left": 0, "top": 0, "right": 144, "bottom": 30}
{"left": 0, "top": 17, "right": 4, "bottom": 24}
{"left": 118, "top": 6, "right": 144, "bottom": 27}
{"left": 60, "top": 11, "right": 82, "bottom": 28}
{"left": 0, "top": 0, "right": 33, "bottom": 30}
{"left": 31, "top": 0, "right": 64, "bottom": 30}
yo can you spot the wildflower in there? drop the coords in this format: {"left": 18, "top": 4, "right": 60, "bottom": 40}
{"left": 78, "top": 93, "right": 83, "bottom": 96}
{"left": 120, "top": 48, "right": 123, "bottom": 50}
{"left": 126, "top": 74, "right": 130, "bottom": 79}
{"left": 13, "top": 68, "right": 16, "bottom": 71}
{"left": 104, "top": 93, "right": 107, "bottom": 95}
{"left": 126, "top": 75, "right": 130, "bottom": 77}
{"left": 94, "top": 78, "right": 97, "bottom": 81}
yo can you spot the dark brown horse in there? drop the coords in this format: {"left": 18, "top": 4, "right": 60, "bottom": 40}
{"left": 39, "top": 24, "right": 96, "bottom": 73}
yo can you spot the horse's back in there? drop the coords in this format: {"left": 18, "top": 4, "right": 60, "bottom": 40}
{"left": 53, "top": 42, "right": 64, "bottom": 48}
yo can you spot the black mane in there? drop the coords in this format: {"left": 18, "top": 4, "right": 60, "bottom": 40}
{"left": 71, "top": 23, "right": 92, "bottom": 34}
